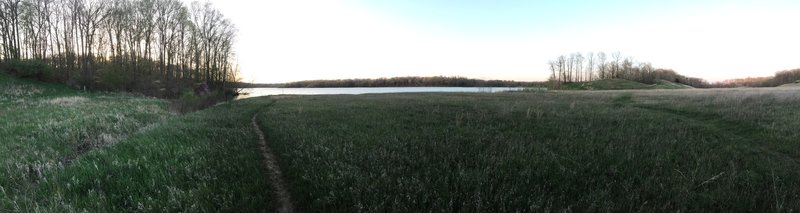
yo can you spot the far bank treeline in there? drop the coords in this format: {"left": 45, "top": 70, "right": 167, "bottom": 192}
{"left": 548, "top": 51, "right": 800, "bottom": 88}
{"left": 0, "top": 0, "right": 238, "bottom": 98}
{"left": 277, "top": 76, "right": 545, "bottom": 88}
{"left": 548, "top": 52, "right": 709, "bottom": 88}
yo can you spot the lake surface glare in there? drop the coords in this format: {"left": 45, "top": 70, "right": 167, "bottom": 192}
{"left": 236, "top": 87, "right": 523, "bottom": 99}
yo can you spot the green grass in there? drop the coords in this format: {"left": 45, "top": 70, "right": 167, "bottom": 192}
{"left": 1, "top": 74, "right": 272, "bottom": 211}
{"left": 560, "top": 79, "right": 693, "bottom": 90}
{"left": 0, "top": 73, "right": 174, "bottom": 210}
{"left": 5, "top": 72, "right": 800, "bottom": 211}
{"left": 257, "top": 88, "right": 800, "bottom": 212}
{"left": 652, "top": 79, "right": 695, "bottom": 89}
{"left": 31, "top": 99, "right": 273, "bottom": 212}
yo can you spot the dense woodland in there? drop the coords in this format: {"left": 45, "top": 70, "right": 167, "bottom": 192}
{"left": 282, "top": 76, "right": 543, "bottom": 88}
{"left": 548, "top": 52, "right": 709, "bottom": 88}
{"left": 0, "top": 0, "right": 238, "bottom": 98}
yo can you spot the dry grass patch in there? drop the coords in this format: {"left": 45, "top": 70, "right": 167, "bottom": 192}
{"left": 0, "top": 84, "right": 43, "bottom": 97}
{"left": 47, "top": 96, "right": 89, "bottom": 106}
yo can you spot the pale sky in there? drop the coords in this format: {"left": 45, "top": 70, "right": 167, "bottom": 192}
{"left": 203, "top": 0, "right": 800, "bottom": 83}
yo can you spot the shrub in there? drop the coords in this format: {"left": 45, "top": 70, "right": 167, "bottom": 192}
{"left": 173, "top": 90, "right": 201, "bottom": 113}
{"left": 172, "top": 89, "right": 229, "bottom": 113}
{"left": 97, "top": 64, "right": 130, "bottom": 91}
{"left": 4, "top": 59, "right": 54, "bottom": 81}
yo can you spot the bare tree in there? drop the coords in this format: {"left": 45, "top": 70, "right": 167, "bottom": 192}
{"left": 547, "top": 51, "right": 709, "bottom": 87}
{"left": 0, "top": 0, "right": 239, "bottom": 97}
{"left": 1, "top": 0, "right": 23, "bottom": 60}
{"left": 596, "top": 52, "right": 606, "bottom": 79}
{"left": 585, "top": 52, "right": 594, "bottom": 81}
{"left": 574, "top": 53, "right": 583, "bottom": 82}
{"left": 610, "top": 51, "right": 621, "bottom": 78}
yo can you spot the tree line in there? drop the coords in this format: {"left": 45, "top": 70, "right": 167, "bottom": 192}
{"left": 714, "top": 69, "right": 800, "bottom": 87}
{"left": 548, "top": 52, "right": 709, "bottom": 88}
{"left": 282, "top": 76, "right": 543, "bottom": 88}
{"left": 0, "top": 0, "right": 238, "bottom": 97}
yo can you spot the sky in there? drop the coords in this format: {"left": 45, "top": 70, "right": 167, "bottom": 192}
{"left": 202, "top": 0, "right": 800, "bottom": 83}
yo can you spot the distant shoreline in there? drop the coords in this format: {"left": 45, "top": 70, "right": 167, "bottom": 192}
{"left": 233, "top": 76, "right": 545, "bottom": 88}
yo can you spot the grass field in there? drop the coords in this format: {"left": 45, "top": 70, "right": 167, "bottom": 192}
{"left": 4, "top": 72, "right": 800, "bottom": 211}
{"left": 258, "top": 88, "right": 800, "bottom": 212}
{"left": 0, "top": 74, "right": 271, "bottom": 211}
{"left": 0, "top": 74, "right": 174, "bottom": 210}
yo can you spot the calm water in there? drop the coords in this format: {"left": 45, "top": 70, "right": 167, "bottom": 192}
{"left": 235, "top": 87, "right": 523, "bottom": 99}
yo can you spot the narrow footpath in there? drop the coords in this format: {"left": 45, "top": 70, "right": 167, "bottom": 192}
{"left": 252, "top": 114, "right": 296, "bottom": 213}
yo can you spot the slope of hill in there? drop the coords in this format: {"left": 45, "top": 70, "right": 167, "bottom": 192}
{"left": 1, "top": 73, "right": 272, "bottom": 211}
{"left": 652, "top": 80, "right": 695, "bottom": 89}
{"left": 559, "top": 79, "right": 693, "bottom": 90}
{"left": 779, "top": 82, "right": 800, "bottom": 87}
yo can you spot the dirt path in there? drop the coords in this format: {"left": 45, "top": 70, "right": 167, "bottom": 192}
{"left": 634, "top": 104, "right": 800, "bottom": 163}
{"left": 252, "top": 114, "right": 295, "bottom": 213}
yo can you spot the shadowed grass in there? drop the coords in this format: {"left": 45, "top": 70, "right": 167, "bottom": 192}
{"left": 1, "top": 74, "right": 273, "bottom": 211}
{"left": 30, "top": 100, "right": 273, "bottom": 212}
{"left": 0, "top": 73, "right": 174, "bottom": 210}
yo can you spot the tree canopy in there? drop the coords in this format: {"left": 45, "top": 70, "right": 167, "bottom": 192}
{"left": 548, "top": 52, "right": 709, "bottom": 88}
{"left": 0, "top": 0, "right": 238, "bottom": 97}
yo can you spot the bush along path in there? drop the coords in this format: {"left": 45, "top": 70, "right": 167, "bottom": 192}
{"left": 253, "top": 113, "right": 296, "bottom": 213}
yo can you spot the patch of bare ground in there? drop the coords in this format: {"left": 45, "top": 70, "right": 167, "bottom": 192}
{"left": 63, "top": 133, "right": 119, "bottom": 165}
{"left": 252, "top": 114, "right": 295, "bottom": 213}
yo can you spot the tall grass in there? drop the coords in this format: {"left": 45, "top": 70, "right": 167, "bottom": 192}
{"left": 5, "top": 71, "right": 800, "bottom": 211}
{"left": 1, "top": 74, "right": 273, "bottom": 211}
{"left": 258, "top": 88, "right": 800, "bottom": 211}
{"left": 0, "top": 74, "right": 175, "bottom": 210}
{"left": 29, "top": 99, "right": 272, "bottom": 212}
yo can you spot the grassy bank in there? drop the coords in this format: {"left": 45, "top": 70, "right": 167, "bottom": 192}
{"left": 1, "top": 74, "right": 272, "bottom": 211}
{"left": 1, "top": 73, "right": 174, "bottom": 210}
{"left": 29, "top": 99, "right": 273, "bottom": 211}
{"left": 258, "top": 88, "right": 800, "bottom": 211}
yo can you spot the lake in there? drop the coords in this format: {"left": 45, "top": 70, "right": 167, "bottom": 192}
{"left": 235, "top": 87, "right": 524, "bottom": 99}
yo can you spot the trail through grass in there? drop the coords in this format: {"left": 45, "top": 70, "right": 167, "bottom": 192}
{"left": 5, "top": 71, "right": 800, "bottom": 211}
{"left": 1, "top": 74, "right": 273, "bottom": 211}
{"left": 252, "top": 113, "right": 295, "bottom": 213}
{"left": 28, "top": 100, "right": 273, "bottom": 211}
{"left": 258, "top": 88, "right": 800, "bottom": 212}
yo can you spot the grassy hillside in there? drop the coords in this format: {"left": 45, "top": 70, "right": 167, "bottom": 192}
{"left": 0, "top": 74, "right": 272, "bottom": 211}
{"left": 30, "top": 99, "right": 273, "bottom": 212}
{"left": 560, "top": 79, "right": 693, "bottom": 90}
{"left": 653, "top": 79, "right": 695, "bottom": 89}
{"left": 0, "top": 73, "right": 170, "bottom": 210}
{"left": 778, "top": 82, "right": 800, "bottom": 87}
{"left": 257, "top": 88, "right": 800, "bottom": 212}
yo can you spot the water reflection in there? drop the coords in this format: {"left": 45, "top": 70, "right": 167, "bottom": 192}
{"left": 236, "top": 87, "right": 523, "bottom": 99}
